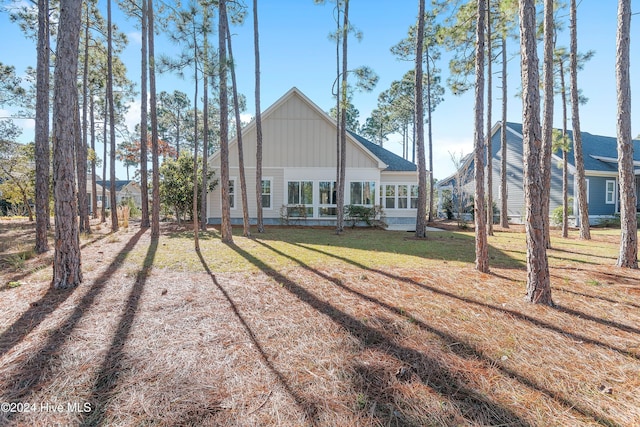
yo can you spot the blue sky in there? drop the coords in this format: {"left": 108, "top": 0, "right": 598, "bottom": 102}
{"left": 1, "top": 1, "right": 639, "bottom": 180}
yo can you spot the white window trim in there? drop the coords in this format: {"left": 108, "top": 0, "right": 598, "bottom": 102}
{"left": 605, "top": 179, "right": 616, "bottom": 205}
{"left": 261, "top": 177, "right": 273, "bottom": 210}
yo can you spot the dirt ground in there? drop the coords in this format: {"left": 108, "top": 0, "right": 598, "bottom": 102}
{"left": 0, "top": 219, "right": 639, "bottom": 426}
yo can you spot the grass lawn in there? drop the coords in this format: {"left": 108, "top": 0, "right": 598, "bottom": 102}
{"left": 0, "top": 219, "right": 639, "bottom": 426}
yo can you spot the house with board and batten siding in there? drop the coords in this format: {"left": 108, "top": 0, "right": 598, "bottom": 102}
{"left": 206, "top": 87, "right": 421, "bottom": 230}
{"left": 437, "top": 121, "right": 640, "bottom": 226}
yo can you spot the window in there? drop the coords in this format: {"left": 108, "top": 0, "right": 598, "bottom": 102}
{"left": 228, "top": 179, "right": 235, "bottom": 209}
{"left": 318, "top": 181, "right": 336, "bottom": 217}
{"left": 605, "top": 180, "right": 616, "bottom": 204}
{"left": 398, "top": 185, "right": 408, "bottom": 209}
{"left": 287, "top": 181, "right": 313, "bottom": 216}
{"left": 350, "top": 181, "right": 376, "bottom": 205}
{"left": 410, "top": 185, "right": 419, "bottom": 208}
{"left": 384, "top": 185, "right": 395, "bottom": 209}
{"left": 381, "top": 184, "right": 419, "bottom": 209}
{"left": 261, "top": 179, "right": 272, "bottom": 208}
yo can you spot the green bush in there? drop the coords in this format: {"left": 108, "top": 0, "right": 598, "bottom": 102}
{"left": 551, "top": 198, "right": 573, "bottom": 226}
{"left": 345, "top": 205, "right": 387, "bottom": 228}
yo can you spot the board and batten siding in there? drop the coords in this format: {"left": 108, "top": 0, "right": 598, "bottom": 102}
{"left": 207, "top": 88, "right": 385, "bottom": 222}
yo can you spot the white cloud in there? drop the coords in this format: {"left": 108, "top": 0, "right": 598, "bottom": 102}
{"left": 128, "top": 31, "right": 142, "bottom": 45}
{"left": 124, "top": 99, "right": 141, "bottom": 137}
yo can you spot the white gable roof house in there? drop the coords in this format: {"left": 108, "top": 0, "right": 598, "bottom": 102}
{"left": 207, "top": 87, "right": 421, "bottom": 230}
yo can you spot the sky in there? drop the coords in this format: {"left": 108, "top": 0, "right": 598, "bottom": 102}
{"left": 1, "top": 1, "right": 639, "bottom": 181}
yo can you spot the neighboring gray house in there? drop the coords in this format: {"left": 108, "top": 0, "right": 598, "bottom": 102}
{"left": 91, "top": 180, "right": 142, "bottom": 211}
{"left": 437, "top": 121, "right": 640, "bottom": 225}
{"left": 207, "top": 87, "right": 420, "bottom": 229}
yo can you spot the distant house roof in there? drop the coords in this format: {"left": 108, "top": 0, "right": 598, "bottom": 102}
{"left": 506, "top": 122, "right": 640, "bottom": 173}
{"left": 348, "top": 131, "right": 417, "bottom": 172}
{"left": 96, "top": 180, "right": 134, "bottom": 192}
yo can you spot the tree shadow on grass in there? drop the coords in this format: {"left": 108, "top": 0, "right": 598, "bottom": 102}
{"left": 0, "top": 228, "right": 148, "bottom": 424}
{"left": 553, "top": 285, "right": 640, "bottom": 310}
{"left": 195, "top": 248, "right": 320, "bottom": 425}
{"left": 80, "top": 236, "right": 158, "bottom": 426}
{"left": 254, "top": 240, "right": 622, "bottom": 427}
{"left": 229, "top": 242, "right": 533, "bottom": 427}
{"left": 294, "top": 242, "right": 640, "bottom": 361}
{"left": 254, "top": 228, "right": 525, "bottom": 269}
{"left": 0, "top": 229, "right": 147, "bottom": 359}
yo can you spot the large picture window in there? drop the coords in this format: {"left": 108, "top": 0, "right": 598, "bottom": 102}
{"left": 318, "top": 181, "right": 336, "bottom": 217}
{"left": 350, "top": 181, "right": 376, "bottom": 205}
{"left": 287, "top": 181, "right": 313, "bottom": 216}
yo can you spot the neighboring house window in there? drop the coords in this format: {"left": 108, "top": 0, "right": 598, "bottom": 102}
{"left": 229, "top": 179, "right": 235, "bottom": 209}
{"left": 350, "top": 181, "right": 376, "bottom": 205}
{"left": 287, "top": 181, "right": 313, "bottom": 216}
{"left": 318, "top": 181, "right": 337, "bottom": 217}
{"left": 605, "top": 179, "right": 616, "bottom": 204}
{"left": 261, "top": 179, "right": 272, "bottom": 208}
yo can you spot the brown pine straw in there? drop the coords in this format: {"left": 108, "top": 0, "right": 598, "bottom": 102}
{"left": 0, "top": 219, "right": 638, "bottom": 426}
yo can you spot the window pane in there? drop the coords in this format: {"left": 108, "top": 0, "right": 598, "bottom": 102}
{"left": 319, "top": 181, "right": 335, "bottom": 205}
{"left": 385, "top": 197, "right": 395, "bottom": 209}
{"left": 262, "top": 194, "right": 271, "bottom": 208}
{"left": 301, "top": 181, "right": 313, "bottom": 205}
{"left": 288, "top": 182, "right": 299, "bottom": 204}
{"left": 410, "top": 185, "right": 419, "bottom": 209}
{"left": 364, "top": 182, "right": 375, "bottom": 205}
{"left": 385, "top": 185, "right": 395, "bottom": 197}
{"left": 319, "top": 207, "right": 337, "bottom": 217}
{"left": 350, "top": 182, "right": 362, "bottom": 204}
{"left": 262, "top": 180, "right": 271, "bottom": 194}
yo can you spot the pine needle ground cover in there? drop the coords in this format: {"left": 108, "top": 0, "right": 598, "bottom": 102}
{"left": 0, "top": 219, "right": 639, "bottom": 426}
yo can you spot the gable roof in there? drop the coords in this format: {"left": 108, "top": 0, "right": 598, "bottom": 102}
{"left": 209, "top": 87, "right": 417, "bottom": 173}
{"left": 96, "top": 180, "right": 134, "bottom": 192}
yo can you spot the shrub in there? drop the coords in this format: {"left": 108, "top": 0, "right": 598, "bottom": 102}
{"left": 551, "top": 198, "right": 573, "bottom": 226}
{"left": 345, "top": 205, "right": 387, "bottom": 229}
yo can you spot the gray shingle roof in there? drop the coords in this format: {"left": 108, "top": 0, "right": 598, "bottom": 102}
{"left": 506, "top": 122, "right": 640, "bottom": 172}
{"left": 348, "top": 131, "right": 417, "bottom": 172}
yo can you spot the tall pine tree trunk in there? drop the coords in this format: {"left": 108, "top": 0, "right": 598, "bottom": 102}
{"left": 615, "top": 0, "right": 638, "bottom": 268}
{"left": 90, "top": 94, "right": 98, "bottom": 219}
{"left": 414, "top": 0, "right": 427, "bottom": 238}
{"left": 541, "top": 0, "right": 555, "bottom": 249}
{"left": 78, "top": 3, "right": 90, "bottom": 234}
{"left": 254, "top": 0, "right": 265, "bottom": 233}
{"left": 101, "top": 90, "right": 107, "bottom": 223}
{"left": 474, "top": 0, "right": 488, "bottom": 272}
{"left": 34, "top": 0, "right": 50, "bottom": 253}
{"left": 500, "top": 36, "right": 509, "bottom": 229}
{"left": 227, "top": 22, "right": 251, "bottom": 237}
{"left": 219, "top": 0, "right": 233, "bottom": 243}
{"left": 570, "top": 0, "right": 591, "bottom": 239}
{"left": 149, "top": 0, "right": 160, "bottom": 238}
{"left": 485, "top": 2, "right": 493, "bottom": 237}
{"left": 140, "top": 0, "right": 150, "bottom": 228}
{"left": 426, "top": 43, "right": 435, "bottom": 223}
{"left": 107, "top": 0, "right": 118, "bottom": 232}
{"left": 200, "top": 42, "right": 209, "bottom": 233}
{"left": 560, "top": 60, "right": 569, "bottom": 238}
{"left": 52, "top": 0, "right": 83, "bottom": 290}
{"left": 192, "top": 24, "right": 199, "bottom": 250}
{"left": 336, "top": 0, "right": 349, "bottom": 234}
{"left": 520, "top": 0, "right": 552, "bottom": 305}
